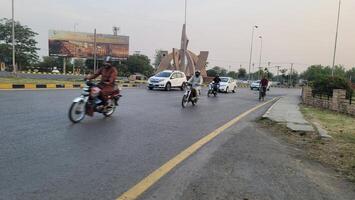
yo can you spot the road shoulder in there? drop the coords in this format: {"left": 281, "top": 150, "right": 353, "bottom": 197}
{"left": 140, "top": 108, "right": 355, "bottom": 200}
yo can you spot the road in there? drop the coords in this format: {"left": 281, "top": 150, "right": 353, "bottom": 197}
{"left": 1, "top": 88, "right": 353, "bottom": 200}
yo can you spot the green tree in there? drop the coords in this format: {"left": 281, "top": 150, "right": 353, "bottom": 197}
{"left": 37, "top": 56, "right": 63, "bottom": 72}
{"left": 0, "top": 18, "right": 39, "bottom": 70}
{"left": 227, "top": 71, "right": 238, "bottom": 79}
{"left": 153, "top": 49, "right": 165, "bottom": 68}
{"left": 346, "top": 67, "right": 355, "bottom": 83}
{"left": 73, "top": 58, "right": 85, "bottom": 74}
{"left": 123, "top": 54, "right": 155, "bottom": 77}
{"left": 238, "top": 68, "right": 247, "bottom": 79}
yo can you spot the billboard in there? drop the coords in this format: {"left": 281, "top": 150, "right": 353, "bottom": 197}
{"left": 49, "top": 30, "right": 129, "bottom": 59}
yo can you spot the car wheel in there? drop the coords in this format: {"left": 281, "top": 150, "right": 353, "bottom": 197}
{"left": 165, "top": 82, "right": 171, "bottom": 91}
{"left": 250, "top": 87, "right": 253, "bottom": 90}
{"left": 148, "top": 87, "right": 153, "bottom": 90}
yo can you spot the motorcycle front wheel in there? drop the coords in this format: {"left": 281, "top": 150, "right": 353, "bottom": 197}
{"left": 69, "top": 101, "right": 86, "bottom": 123}
{"left": 182, "top": 95, "right": 189, "bottom": 108}
{"left": 207, "top": 90, "right": 211, "bottom": 97}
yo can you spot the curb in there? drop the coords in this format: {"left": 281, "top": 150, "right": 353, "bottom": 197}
{"left": 262, "top": 96, "right": 282, "bottom": 118}
{"left": 0, "top": 83, "right": 142, "bottom": 90}
{"left": 0, "top": 83, "right": 84, "bottom": 90}
{"left": 309, "top": 122, "right": 333, "bottom": 140}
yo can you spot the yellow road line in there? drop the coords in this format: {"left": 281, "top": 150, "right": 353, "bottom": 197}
{"left": 116, "top": 98, "right": 277, "bottom": 200}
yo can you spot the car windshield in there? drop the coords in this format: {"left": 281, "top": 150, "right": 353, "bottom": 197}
{"left": 155, "top": 72, "right": 171, "bottom": 78}
{"left": 220, "top": 78, "right": 229, "bottom": 82}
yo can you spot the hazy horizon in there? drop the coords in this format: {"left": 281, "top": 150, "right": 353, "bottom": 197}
{"left": 1, "top": 0, "right": 354, "bottom": 74}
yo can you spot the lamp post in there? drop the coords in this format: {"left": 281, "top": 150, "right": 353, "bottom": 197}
{"left": 258, "top": 36, "right": 263, "bottom": 79}
{"left": 248, "top": 25, "right": 258, "bottom": 80}
{"left": 332, "top": 0, "right": 341, "bottom": 76}
{"left": 12, "top": 0, "right": 16, "bottom": 74}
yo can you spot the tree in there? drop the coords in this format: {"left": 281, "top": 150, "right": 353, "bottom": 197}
{"left": 300, "top": 65, "right": 347, "bottom": 82}
{"left": 0, "top": 18, "right": 39, "bottom": 69}
{"left": 123, "top": 54, "right": 155, "bottom": 77}
{"left": 206, "top": 66, "right": 228, "bottom": 77}
{"left": 238, "top": 68, "right": 247, "bottom": 79}
{"left": 37, "top": 56, "right": 63, "bottom": 72}
{"left": 227, "top": 71, "right": 238, "bottom": 79}
{"left": 346, "top": 67, "right": 355, "bottom": 83}
{"left": 153, "top": 49, "right": 165, "bottom": 68}
{"left": 73, "top": 58, "right": 85, "bottom": 73}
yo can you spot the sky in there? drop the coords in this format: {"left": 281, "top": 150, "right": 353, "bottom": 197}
{"left": 1, "top": 0, "right": 355, "bottom": 74}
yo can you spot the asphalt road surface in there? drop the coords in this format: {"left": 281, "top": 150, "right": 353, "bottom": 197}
{"left": 2, "top": 87, "right": 352, "bottom": 200}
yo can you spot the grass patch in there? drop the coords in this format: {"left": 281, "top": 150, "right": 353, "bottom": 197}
{"left": 0, "top": 77, "right": 81, "bottom": 84}
{"left": 301, "top": 105, "right": 355, "bottom": 144}
{"left": 259, "top": 109, "right": 355, "bottom": 182}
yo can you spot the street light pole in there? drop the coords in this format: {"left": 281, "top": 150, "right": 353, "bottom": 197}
{"left": 258, "top": 36, "right": 263, "bottom": 79}
{"left": 248, "top": 25, "right": 258, "bottom": 80}
{"left": 12, "top": 0, "right": 16, "bottom": 74}
{"left": 332, "top": 0, "right": 341, "bottom": 76}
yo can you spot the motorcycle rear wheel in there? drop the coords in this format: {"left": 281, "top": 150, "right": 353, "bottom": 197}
{"left": 103, "top": 100, "right": 116, "bottom": 117}
{"left": 69, "top": 101, "right": 86, "bottom": 123}
{"left": 207, "top": 90, "right": 211, "bottom": 97}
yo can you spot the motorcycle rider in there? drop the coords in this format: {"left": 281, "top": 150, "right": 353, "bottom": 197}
{"left": 212, "top": 74, "right": 221, "bottom": 91}
{"left": 87, "top": 56, "right": 118, "bottom": 107}
{"left": 188, "top": 70, "right": 203, "bottom": 100}
{"left": 260, "top": 75, "right": 269, "bottom": 100}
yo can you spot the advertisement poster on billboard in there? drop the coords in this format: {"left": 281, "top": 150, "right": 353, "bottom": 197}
{"left": 48, "top": 30, "right": 129, "bottom": 59}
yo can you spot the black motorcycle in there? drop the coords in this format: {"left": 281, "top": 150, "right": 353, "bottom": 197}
{"left": 207, "top": 82, "right": 219, "bottom": 97}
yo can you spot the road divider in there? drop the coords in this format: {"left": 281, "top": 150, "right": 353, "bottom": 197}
{"left": 116, "top": 97, "right": 277, "bottom": 200}
{"left": 0, "top": 83, "right": 142, "bottom": 90}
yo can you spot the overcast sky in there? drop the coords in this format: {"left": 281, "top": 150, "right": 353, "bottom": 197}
{"left": 1, "top": 0, "right": 354, "bottom": 73}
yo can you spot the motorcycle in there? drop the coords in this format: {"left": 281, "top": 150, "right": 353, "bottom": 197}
{"left": 207, "top": 82, "right": 219, "bottom": 97}
{"left": 259, "top": 85, "right": 267, "bottom": 101}
{"left": 181, "top": 83, "right": 199, "bottom": 108}
{"left": 68, "top": 80, "right": 121, "bottom": 123}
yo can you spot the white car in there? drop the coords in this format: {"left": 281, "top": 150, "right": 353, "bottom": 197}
{"left": 250, "top": 80, "right": 271, "bottom": 91}
{"left": 147, "top": 70, "right": 187, "bottom": 91}
{"left": 218, "top": 77, "right": 237, "bottom": 93}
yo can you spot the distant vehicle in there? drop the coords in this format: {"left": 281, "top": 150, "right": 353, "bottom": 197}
{"left": 52, "top": 67, "right": 60, "bottom": 73}
{"left": 271, "top": 81, "right": 281, "bottom": 86}
{"left": 147, "top": 70, "right": 187, "bottom": 91}
{"left": 218, "top": 77, "right": 237, "bottom": 93}
{"left": 250, "top": 80, "right": 271, "bottom": 91}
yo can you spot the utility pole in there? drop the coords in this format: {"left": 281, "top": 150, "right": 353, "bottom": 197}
{"left": 289, "top": 63, "right": 293, "bottom": 87}
{"left": 93, "top": 29, "right": 97, "bottom": 73}
{"left": 332, "top": 0, "right": 342, "bottom": 76}
{"left": 258, "top": 36, "right": 263, "bottom": 79}
{"left": 276, "top": 66, "right": 280, "bottom": 83}
{"left": 63, "top": 57, "right": 66, "bottom": 74}
{"left": 12, "top": 0, "right": 16, "bottom": 75}
{"left": 248, "top": 25, "right": 258, "bottom": 80}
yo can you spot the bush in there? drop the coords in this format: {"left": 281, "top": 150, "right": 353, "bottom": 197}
{"left": 311, "top": 76, "right": 353, "bottom": 97}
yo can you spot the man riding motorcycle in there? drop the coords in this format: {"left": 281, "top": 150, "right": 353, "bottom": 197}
{"left": 212, "top": 74, "right": 221, "bottom": 91}
{"left": 86, "top": 56, "right": 118, "bottom": 107}
{"left": 188, "top": 70, "right": 203, "bottom": 100}
{"left": 259, "top": 75, "right": 269, "bottom": 100}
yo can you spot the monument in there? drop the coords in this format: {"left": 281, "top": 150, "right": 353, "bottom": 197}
{"left": 156, "top": 24, "right": 209, "bottom": 77}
